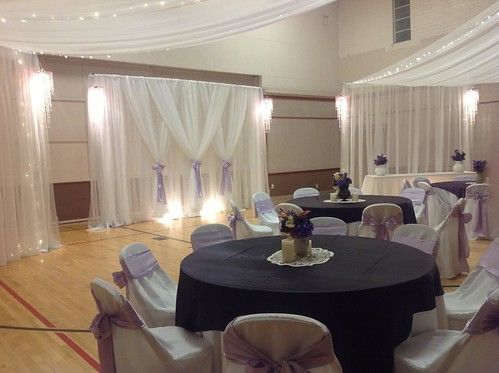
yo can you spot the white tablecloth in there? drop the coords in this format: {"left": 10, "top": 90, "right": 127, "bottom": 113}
{"left": 361, "top": 171, "right": 476, "bottom": 196}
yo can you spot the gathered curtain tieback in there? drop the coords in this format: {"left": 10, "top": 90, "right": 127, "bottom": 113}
{"left": 152, "top": 163, "right": 167, "bottom": 204}
{"left": 228, "top": 212, "right": 243, "bottom": 239}
{"left": 112, "top": 250, "right": 159, "bottom": 289}
{"left": 89, "top": 296, "right": 144, "bottom": 373}
{"left": 467, "top": 191, "right": 489, "bottom": 237}
{"left": 450, "top": 205, "right": 472, "bottom": 273}
{"left": 223, "top": 320, "right": 338, "bottom": 373}
{"left": 192, "top": 160, "right": 204, "bottom": 198}
{"left": 362, "top": 214, "right": 402, "bottom": 240}
{"left": 220, "top": 160, "right": 232, "bottom": 195}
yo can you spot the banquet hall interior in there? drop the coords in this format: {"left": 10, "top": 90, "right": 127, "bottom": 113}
{"left": 0, "top": 0, "right": 498, "bottom": 372}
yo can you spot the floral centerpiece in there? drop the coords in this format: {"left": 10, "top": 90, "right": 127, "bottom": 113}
{"left": 473, "top": 160, "right": 487, "bottom": 183}
{"left": 451, "top": 149, "right": 466, "bottom": 172}
{"left": 374, "top": 154, "right": 388, "bottom": 176}
{"left": 332, "top": 172, "right": 352, "bottom": 201}
{"left": 279, "top": 210, "right": 314, "bottom": 257}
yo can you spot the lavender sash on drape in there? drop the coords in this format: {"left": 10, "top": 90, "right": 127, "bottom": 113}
{"left": 89, "top": 295, "right": 145, "bottom": 373}
{"left": 479, "top": 240, "right": 499, "bottom": 281}
{"left": 152, "top": 163, "right": 167, "bottom": 204}
{"left": 467, "top": 190, "right": 489, "bottom": 237}
{"left": 394, "top": 236, "right": 438, "bottom": 257}
{"left": 361, "top": 213, "right": 402, "bottom": 240}
{"left": 223, "top": 320, "right": 338, "bottom": 373}
{"left": 192, "top": 160, "right": 204, "bottom": 198}
{"left": 450, "top": 205, "right": 472, "bottom": 273}
{"left": 112, "top": 250, "right": 159, "bottom": 289}
{"left": 255, "top": 199, "right": 275, "bottom": 215}
{"left": 463, "top": 296, "right": 499, "bottom": 335}
{"left": 228, "top": 212, "right": 244, "bottom": 239}
{"left": 220, "top": 160, "right": 232, "bottom": 195}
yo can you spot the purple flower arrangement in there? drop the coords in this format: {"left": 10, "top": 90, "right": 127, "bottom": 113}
{"left": 279, "top": 210, "right": 314, "bottom": 238}
{"left": 451, "top": 149, "right": 466, "bottom": 161}
{"left": 473, "top": 160, "right": 487, "bottom": 172}
{"left": 333, "top": 172, "right": 352, "bottom": 190}
{"left": 373, "top": 154, "right": 388, "bottom": 166}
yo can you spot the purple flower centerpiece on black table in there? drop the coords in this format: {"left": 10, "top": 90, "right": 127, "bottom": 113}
{"left": 279, "top": 210, "right": 314, "bottom": 257}
{"left": 336, "top": 173, "right": 352, "bottom": 201}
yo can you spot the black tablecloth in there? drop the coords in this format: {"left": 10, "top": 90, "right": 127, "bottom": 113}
{"left": 176, "top": 235, "right": 442, "bottom": 373}
{"left": 288, "top": 194, "right": 417, "bottom": 224}
{"left": 431, "top": 181, "right": 470, "bottom": 198}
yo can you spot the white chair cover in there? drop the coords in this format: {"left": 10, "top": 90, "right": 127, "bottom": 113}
{"left": 311, "top": 217, "right": 348, "bottom": 236}
{"left": 358, "top": 203, "right": 403, "bottom": 240}
{"left": 112, "top": 243, "right": 177, "bottom": 328}
{"left": 90, "top": 278, "right": 213, "bottom": 373}
{"left": 418, "top": 182, "right": 458, "bottom": 228}
{"left": 412, "top": 176, "right": 430, "bottom": 186}
{"left": 444, "top": 238, "right": 499, "bottom": 330}
{"left": 191, "top": 224, "right": 233, "bottom": 251}
{"left": 252, "top": 192, "right": 280, "bottom": 235}
{"left": 465, "top": 184, "right": 490, "bottom": 240}
{"left": 228, "top": 201, "right": 273, "bottom": 239}
{"left": 275, "top": 203, "right": 304, "bottom": 215}
{"left": 394, "top": 288, "right": 499, "bottom": 373}
{"left": 293, "top": 188, "right": 320, "bottom": 199}
{"left": 222, "top": 313, "right": 343, "bottom": 373}
{"left": 402, "top": 178, "right": 412, "bottom": 190}
{"left": 454, "top": 174, "right": 476, "bottom": 181}
{"left": 434, "top": 199, "right": 472, "bottom": 279}
{"left": 400, "top": 188, "right": 426, "bottom": 224}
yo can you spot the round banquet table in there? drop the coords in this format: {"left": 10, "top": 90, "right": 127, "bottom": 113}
{"left": 175, "top": 235, "right": 443, "bottom": 373}
{"left": 288, "top": 193, "right": 417, "bottom": 224}
{"left": 431, "top": 181, "right": 471, "bottom": 198}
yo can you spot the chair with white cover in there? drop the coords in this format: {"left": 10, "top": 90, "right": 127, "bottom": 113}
{"left": 394, "top": 287, "right": 499, "bottom": 373}
{"left": 228, "top": 201, "right": 273, "bottom": 239}
{"left": 400, "top": 187, "right": 426, "bottom": 224}
{"left": 358, "top": 203, "right": 403, "bottom": 240}
{"left": 112, "top": 243, "right": 177, "bottom": 328}
{"left": 252, "top": 192, "right": 280, "bottom": 235}
{"left": 222, "top": 313, "right": 343, "bottom": 373}
{"left": 465, "top": 184, "right": 490, "bottom": 240}
{"left": 89, "top": 278, "right": 213, "bottom": 373}
{"left": 293, "top": 187, "right": 320, "bottom": 199}
{"left": 402, "top": 178, "right": 412, "bottom": 190}
{"left": 418, "top": 182, "right": 458, "bottom": 228}
{"left": 434, "top": 198, "right": 472, "bottom": 279}
{"left": 311, "top": 217, "right": 348, "bottom": 236}
{"left": 275, "top": 202, "right": 304, "bottom": 215}
{"left": 412, "top": 176, "right": 430, "bottom": 187}
{"left": 454, "top": 174, "right": 476, "bottom": 181}
{"left": 444, "top": 238, "right": 499, "bottom": 330}
{"left": 191, "top": 224, "right": 233, "bottom": 251}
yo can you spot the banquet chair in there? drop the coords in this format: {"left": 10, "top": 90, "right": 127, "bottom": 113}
{"left": 402, "top": 178, "right": 412, "bottom": 190}
{"left": 418, "top": 182, "right": 458, "bottom": 228}
{"left": 191, "top": 224, "right": 233, "bottom": 251}
{"left": 358, "top": 203, "right": 403, "bottom": 240}
{"left": 311, "top": 217, "right": 348, "bottom": 236}
{"left": 293, "top": 187, "right": 320, "bottom": 199}
{"left": 112, "top": 243, "right": 177, "bottom": 327}
{"left": 464, "top": 183, "right": 490, "bottom": 240}
{"left": 252, "top": 192, "right": 280, "bottom": 235}
{"left": 228, "top": 201, "right": 273, "bottom": 239}
{"left": 394, "top": 287, "right": 499, "bottom": 373}
{"left": 444, "top": 238, "right": 499, "bottom": 330}
{"left": 275, "top": 202, "right": 304, "bottom": 215}
{"left": 454, "top": 174, "right": 476, "bottom": 181}
{"left": 434, "top": 198, "right": 471, "bottom": 279}
{"left": 412, "top": 176, "right": 430, "bottom": 187}
{"left": 400, "top": 187, "right": 425, "bottom": 224}
{"left": 222, "top": 313, "right": 343, "bottom": 373}
{"left": 90, "top": 278, "right": 213, "bottom": 373}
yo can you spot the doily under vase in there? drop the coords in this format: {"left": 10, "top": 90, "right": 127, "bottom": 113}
{"left": 267, "top": 248, "right": 334, "bottom": 267}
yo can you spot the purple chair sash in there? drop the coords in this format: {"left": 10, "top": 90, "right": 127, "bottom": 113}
{"left": 479, "top": 240, "right": 499, "bottom": 281}
{"left": 463, "top": 296, "right": 499, "bottom": 335}
{"left": 191, "top": 229, "right": 233, "bottom": 251}
{"left": 219, "top": 160, "right": 232, "bottom": 195}
{"left": 255, "top": 198, "right": 275, "bottom": 215}
{"left": 394, "top": 236, "right": 438, "bottom": 257}
{"left": 152, "top": 163, "right": 167, "bottom": 204}
{"left": 89, "top": 294, "right": 145, "bottom": 373}
{"left": 223, "top": 320, "right": 338, "bottom": 373}
{"left": 361, "top": 213, "right": 402, "bottom": 240}
{"left": 450, "top": 205, "right": 472, "bottom": 273}
{"left": 228, "top": 212, "right": 244, "bottom": 239}
{"left": 192, "top": 160, "right": 204, "bottom": 198}
{"left": 467, "top": 190, "right": 489, "bottom": 237}
{"left": 112, "top": 250, "right": 159, "bottom": 289}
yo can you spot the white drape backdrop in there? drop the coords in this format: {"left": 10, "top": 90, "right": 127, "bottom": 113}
{"left": 88, "top": 74, "right": 267, "bottom": 227}
{"left": 0, "top": 47, "right": 60, "bottom": 266}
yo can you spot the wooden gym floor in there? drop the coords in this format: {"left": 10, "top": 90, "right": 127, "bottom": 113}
{"left": 0, "top": 205, "right": 490, "bottom": 372}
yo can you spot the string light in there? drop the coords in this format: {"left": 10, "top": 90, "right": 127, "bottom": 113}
{"left": 335, "top": 96, "right": 348, "bottom": 129}
{"left": 261, "top": 98, "right": 273, "bottom": 133}
{"left": 463, "top": 88, "right": 479, "bottom": 126}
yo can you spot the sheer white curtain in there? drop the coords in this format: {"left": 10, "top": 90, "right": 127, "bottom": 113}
{"left": 88, "top": 74, "right": 267, "bottom": 227}
{"left": 0, "top": 47, "right": 60, "bottom": 265}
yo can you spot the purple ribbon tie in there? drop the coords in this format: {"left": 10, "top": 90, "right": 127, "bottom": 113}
{"left": 467, "top": 190, "right": 489, "bottom": 238}
{"left": 228, "top": 212, "right": 243, "bottom": 239}
{"left": 362, "top": 214, "right": 402, "bottom": 240}
{"left": 112, "top": 250, "right": 159, "bottom": 292}
{"left": 192, "top": 160, "right": 204, "bottom": 198}
{"left": 450, "top": 205, "right": 472, "bottom": 273}
{"left": 219, "top": 160, "right": 232, "bottom": 195}
{"left": 152, "top": 163, "right": 167, "bottom": 204}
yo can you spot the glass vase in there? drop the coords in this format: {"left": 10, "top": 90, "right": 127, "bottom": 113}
{"left": 294, "top": 237, "right": 310, "bottom": 258}
{"left": 337, "top": 187, "right": 351, "bottom": 201}
{"left": 453, "top": 161, "right": 464, "bottom": 173}
{"left": 374, "top": 164, "right": 387, "bottom": 176}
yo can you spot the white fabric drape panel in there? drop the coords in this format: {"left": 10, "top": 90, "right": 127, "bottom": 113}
{"left": 88, "top": 74, "right": 267, "bottom": 226}
{"left": 0, "top": 47, "right": 60, "bottom": 265}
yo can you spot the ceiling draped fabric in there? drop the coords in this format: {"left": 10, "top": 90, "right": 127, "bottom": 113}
{"left": 340, "top": 2, "right": 499, "bottom": 186}
{"left": 0, "top": 0, "right": 334, "bottom": 55}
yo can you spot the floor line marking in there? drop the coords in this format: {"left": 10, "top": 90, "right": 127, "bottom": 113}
{"left": 0, "top": 279, "right": 100, "bottom": 371}
{"left": 122, "top": 226, "right": 191, "bottom": 244}
{"left": 0, "top": 325, "right": 90, "bottom": 332}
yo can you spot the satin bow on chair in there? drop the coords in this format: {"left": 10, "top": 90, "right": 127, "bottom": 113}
{"left": 450, "top": 204, "right": 472, "bottom": 273}
{"left": 467, "top": 191, "right": 489, "bottom": 238}
{"left": 362, "top": 214, "right": 402, "bottom": 240}
{"left": 228, "top": 212, "right": 243, "bottom": 239}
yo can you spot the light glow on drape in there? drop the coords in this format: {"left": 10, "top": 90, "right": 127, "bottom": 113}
{"left": 261, "top": 98, "right": 273, "bottom": 133}
{"left": 463, "top": 88, "right": 479, "bottom": 126}
{"left": 87, "top": 86, "right": 106, "bottom": 124}
{"left": 29, "top": 70, "right": 53, "bottom": 126}
{"left": 335, "top": 95, "right": 347, "bottom": 128}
